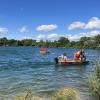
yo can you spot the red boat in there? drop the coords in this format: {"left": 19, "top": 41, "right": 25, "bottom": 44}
{"left": 58, "top": 60, "right": 89, "bottom": 65}
{"left": 40, "top": 48, "right": 50, "bottom": 54}
{"left": 54, "top": 58, "right": 89, "bottom": 65}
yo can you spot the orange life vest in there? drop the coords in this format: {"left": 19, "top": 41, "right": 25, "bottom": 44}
{"left": 75, "top": 51, "right": 81, "bottom": 60}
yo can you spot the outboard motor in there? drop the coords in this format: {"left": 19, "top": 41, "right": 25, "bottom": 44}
{"left": 54, "top": 57, "right": 58, "bottom": 64}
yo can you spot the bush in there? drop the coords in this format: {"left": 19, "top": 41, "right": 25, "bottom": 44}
{"left": 52, "top": 87, "right": 79, "bottom": 100}
{"left": 13, "top": 88, "right": 79, "bottom": 100}
{"left": 89, "top": 62, "right": 100, "bottom": 100}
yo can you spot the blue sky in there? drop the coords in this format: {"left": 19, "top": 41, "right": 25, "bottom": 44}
{"left": 0, "top": 0, "right": 100, "bottom": 41}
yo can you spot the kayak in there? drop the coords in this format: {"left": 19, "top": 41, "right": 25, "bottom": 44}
{"left": 54, "top": 58, "right": 89, "bottom": 65}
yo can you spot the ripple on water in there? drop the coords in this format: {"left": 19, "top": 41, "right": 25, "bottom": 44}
{"left": 0, "top": 47, "right": 99, "bottom": 100}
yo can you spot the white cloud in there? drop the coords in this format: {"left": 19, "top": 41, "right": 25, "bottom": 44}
{"left": 36, "top": 34, "right": 46, "bottom": 41}
{"left": 47, "top": 31, "right": 100, "bottom": 41}
{"left": 67, "top": 34, "right": 82, "bottom": 41}
{"left": 0, "top": 27, "right": 8, "bottom": 34}
{"left": 47, "top": 33, "right": 81, "bottom": 41}
{"left": 68, "top": 22, "right": 85, "bottom": 30}
{"left": 21, "top": 30, "right": 100, "bottom": 42}
{"left": 20, "top": 26, "right": 29, "bottom": 33}
{"left": 36, "top": 33, "right": 63, "bottom": 41}
{"left": 35, "top": 30, "right": 100, "bottom": 41}
{"left": 85, "top": 17, "right": 100, "bottom": 29}
{"left": 47, "top": 33, "right": 68, "bottom": 41}
{"left": 47, "top": 33, "right": 60, "bottom": 40}
{"left": 37, "top": 34, "right": 45, "bottom": 39}
{"left": 22, "top": 36, "right": 33, "bottom": 39}
{"left": 68, "top": 17, "right": 100, "bottom": 30}
{"left": 80, "top": 30, "right": 100, "bottom": 37}
{"left": 36, "top": 24, "right": 58, "bottom": 32}
{"left": 67, "top": 30, "right": 100, "bottom": 41}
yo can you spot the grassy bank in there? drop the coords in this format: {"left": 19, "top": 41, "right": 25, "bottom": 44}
{"left": 52, "top": 87, "right": 79, "bottom": 100}
{"left": 89, "top": 62, "right": 100, "bottom": 100}
{"left": 14, "top": 87, "right": 79, "bottom": 100}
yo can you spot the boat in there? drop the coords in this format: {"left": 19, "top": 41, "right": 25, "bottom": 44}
{"left": 40, "top": 47, "right": 50, "bottom": 54}
{"left": 54, "top": 57, "right": 89, "bottom": 65}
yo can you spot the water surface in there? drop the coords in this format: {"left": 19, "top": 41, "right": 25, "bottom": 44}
{"left": 0, "top": 47, "right": 100, "bottom": 99}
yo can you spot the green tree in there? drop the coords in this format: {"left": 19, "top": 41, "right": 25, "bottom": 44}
{"left": 58, "top": 37, "right": 69, "bottom": 47}
{"left": 0, "top": 37, "right": 8, "bottom": 46}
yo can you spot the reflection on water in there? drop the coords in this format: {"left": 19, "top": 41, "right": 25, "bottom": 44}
{"left": 0, "top": 47, "right": 99, "bottom": 100}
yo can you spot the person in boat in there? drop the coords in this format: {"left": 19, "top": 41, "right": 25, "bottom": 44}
{"left": 74, "top": 49, "right": 86, "bottom": 62}
{"left": 40, "top": 47, "right": 50, "bottom": 54}
{"left": 58, "top": 53, "right": 68, "bottom": 61}
{"left": 81, "top": 50, "right": 86, "bottom": 61}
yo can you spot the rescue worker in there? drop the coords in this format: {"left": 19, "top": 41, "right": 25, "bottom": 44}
{"left": 74, "top": 49, "right": 86, "bottom": 61}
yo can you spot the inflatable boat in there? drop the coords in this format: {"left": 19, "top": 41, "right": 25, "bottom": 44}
{"left": 54, "top": 58, "right": 89, "bottom": 65}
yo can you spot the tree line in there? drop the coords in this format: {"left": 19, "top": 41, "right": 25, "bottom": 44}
{"left": 0, "top": 35, "right": 100, "bottom": 49}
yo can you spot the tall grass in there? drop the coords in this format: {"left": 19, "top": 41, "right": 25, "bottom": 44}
{"left": 13, "top": 89, "right": 43, "bottom": 100}
{"left": 52, "top": 87, "right": 80, "bottom": 100}
{"left": 14, "top": 87, "right": 79, "bottom": 100}
{"left": 89, "top": 62, "right": 100, "bottom": 100}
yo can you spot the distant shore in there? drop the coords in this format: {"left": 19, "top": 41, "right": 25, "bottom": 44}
{"left": 0, "top": 35, "right": 100, "bottom": 49}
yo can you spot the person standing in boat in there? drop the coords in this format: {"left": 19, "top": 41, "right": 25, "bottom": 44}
{"left": 74, "top": 49, "right": 86, "bottom": 62}
{"left": 81, "top": 49, "right": 86, "bottom": 61}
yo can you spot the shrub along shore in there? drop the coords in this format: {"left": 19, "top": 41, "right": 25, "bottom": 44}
{"left": 14, "top": 88, "right": 79, "bottom": 100}
{"left": 89, "top": 62, "right": 100, "bottom": 100}
{"left": 0, "top": 35, "right": 100, "bottom": 49}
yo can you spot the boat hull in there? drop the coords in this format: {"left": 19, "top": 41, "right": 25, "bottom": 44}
{"left": 54, "top": 57, "right": 89, "bottom": 66}
{"left": 57, "top": 60, "right": 89, "bottom": 65}
{"left": 40, "top": 51, "right": 50, "bottom": 54}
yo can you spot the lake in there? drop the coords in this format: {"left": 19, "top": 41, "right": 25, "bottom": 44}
{"left": 0, "top": 47, "right": 100, "bottom": 100}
